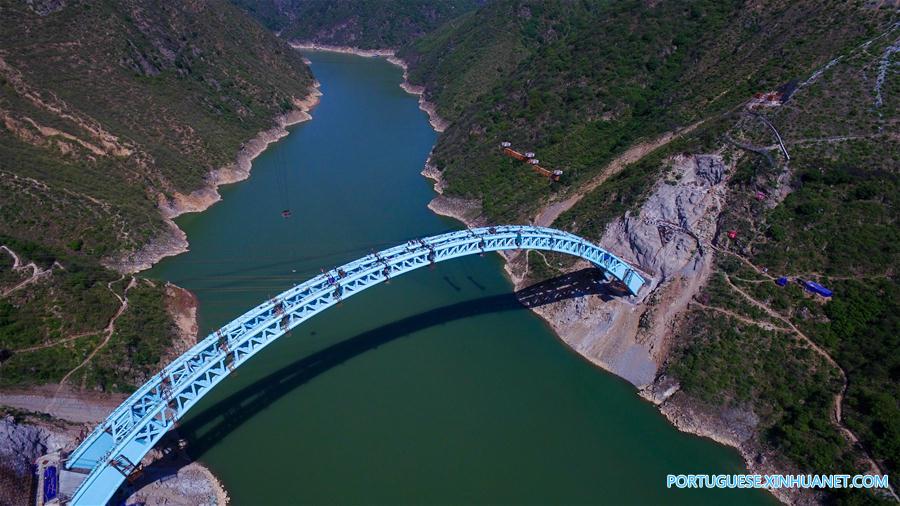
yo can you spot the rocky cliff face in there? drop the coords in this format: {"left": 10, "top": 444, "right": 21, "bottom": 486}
{"left": 603, "top": 154, "right": 725, "bottom": 289}
{"left": 0, "top": 416, "right": 73, "bottom": 476}
{"left": 520, "top": 154, "right": 730, "bottom": 386}
{"left": 0, "top": 414, "right": 78, "bottom": 505}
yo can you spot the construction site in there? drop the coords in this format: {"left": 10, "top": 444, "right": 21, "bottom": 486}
{"left": 499, "top": 142, "right": 564, "bottom": 181}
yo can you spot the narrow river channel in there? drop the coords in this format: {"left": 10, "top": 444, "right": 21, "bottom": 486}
{"left": 147, "top": 51, "right": 772, "bottom": 505}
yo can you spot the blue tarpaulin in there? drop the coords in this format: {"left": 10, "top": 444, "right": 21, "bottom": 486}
{"left": 44, "top": 466, "right": 58, "bottom": 501}
{"left": 802, "top": 280, "right": 833, "bottom": 297}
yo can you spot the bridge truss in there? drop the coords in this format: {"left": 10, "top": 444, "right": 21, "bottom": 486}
{"left": 62, "top": 225, "right": 644, "bottom": 505}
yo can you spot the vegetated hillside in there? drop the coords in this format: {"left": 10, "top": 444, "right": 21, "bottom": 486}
{"left": 666, "top": 36, "right": 899, "bottom": 498}
{"left": 232, "top": 0, "right": 480, "bottom": 49}
{"left": 401, "top": 0, "right": 899, "bottom": 501}
{"left": 546, "top": 12, "right": 900, "bottom": 497}
{"left": 400, "top": 0, "right": 892, "bottom": 223}
{"left": 0, "top": 0, "right": 314, "bottom": 392}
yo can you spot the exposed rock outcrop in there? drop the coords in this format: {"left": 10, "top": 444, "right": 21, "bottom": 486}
{"left": 420, "top": 155, "right": 446, "bottom": 194}
{"left": 164, "top": 282, "right": 199, "bottom": 359}
{"left": 0, "top": 414, "right": 78, "bottom": 505}
{"left": 426, "top": 195, "right": 485, "bottom": 226}
{"left": 521, "top": 154, "right": 731, "bottom": 386}
{"left": 125, "top": 461, "right": 229, "bottom": 506}
{"left": 641, "top": 377, "right": 815, "bottom": 505}
{"left": 602, "top": 154, "right": 725, "bottom": 289}
{"left": 0, "top": 415, "right": 74, "bottom": 476}
{"left": 25, "top": 0, "right": 67, "bottom": 16}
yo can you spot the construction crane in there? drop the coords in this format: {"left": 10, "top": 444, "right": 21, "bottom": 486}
{"left": 499, "top": 141, "right": 563, "bottom": 181}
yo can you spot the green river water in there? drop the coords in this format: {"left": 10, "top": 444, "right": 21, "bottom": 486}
{"left": 147, "top": 51, "right": 772, "bottom": 505}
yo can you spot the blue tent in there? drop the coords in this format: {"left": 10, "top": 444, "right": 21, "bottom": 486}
{"left": 802, "top": 280, "right": 833, "bottom": 297}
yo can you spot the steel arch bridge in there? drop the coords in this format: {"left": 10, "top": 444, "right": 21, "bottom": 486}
{"left": 62, "top": 225, "right": 644, "bottom": 505}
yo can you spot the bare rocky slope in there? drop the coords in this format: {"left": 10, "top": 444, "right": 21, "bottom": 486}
{"left": 1, "top": 408, "right": 230, "bottom": 506}
{"left": 526, "top": 154, "right": 729, "bottom": 387}
{"left": 0, "top": 413, "right": 78, "bottom": 505}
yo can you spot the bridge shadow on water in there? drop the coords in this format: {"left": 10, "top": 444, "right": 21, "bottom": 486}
{"left": 127, "top": 268, "right": 625, "bottom": 494}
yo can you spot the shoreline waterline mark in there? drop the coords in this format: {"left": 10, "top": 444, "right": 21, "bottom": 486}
{"left": 666, "top": 474, "right": 890, "bottom": 490}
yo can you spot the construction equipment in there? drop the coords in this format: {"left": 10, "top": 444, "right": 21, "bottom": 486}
{"left": 109, "top": 454, "right": 143, "bottom": 483}
{"left": 748, "top": 91, "right": 784, "bottom": 110}
{"left": 499, "top": 141, "right": 563, "bottom": 181}
{"left": 501, "top": 146, "right": 528, "bottom": 161}
{"left": 528, "top": 158, "right": 564, "bottom": 181}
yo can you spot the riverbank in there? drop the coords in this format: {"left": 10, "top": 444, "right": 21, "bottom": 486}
{"left": 421, "top": 161, "right": 484, "bottom": 226}
{"left": 287, "top": 42, "right": 448, "bottom": 132}
{"left": 641, "top": 379, "right": 801, "bottom": 505}
{"left": 108, "top": 83, "right": 323, "bottom": 275}
{"left": 124, "top": 434, "right": 231, "bottom": 506}
{"left": 0, "top": 403, "right": 231, "bottom": 506}
{"left": 17, "top": 57, "right": 324, "bottom": 506}
{"left": 2, "top": 87, "right": 308, "bottom": 497}
{"left": 422, "top": 152, "right": 796, "bottom": 504}
{"left": 0, "top": 284, "right": 231, "bottom": 504}
{"left": 99, "top": 49, "right": 770, "bottom": 505}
